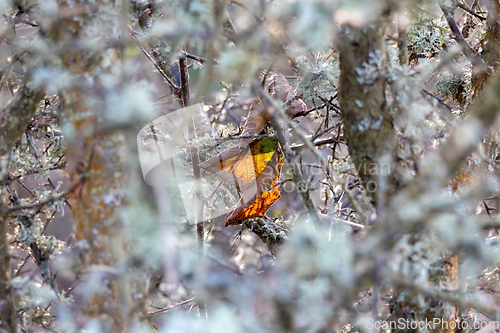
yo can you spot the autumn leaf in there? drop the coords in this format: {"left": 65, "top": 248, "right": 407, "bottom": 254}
{"left": 200, "top": 100, "right": 271, "bottom": 182}
{"left": 199, "top": 74, "right": 305, "bottom": 226}
{"left": 199, "top": 105, "right": 280, "bottom": 226}
{"left": 224, "top": 139, "right": 283, "bottom": 225}
{"left": 199, "top": 136, "right": 283, "bottom": 226}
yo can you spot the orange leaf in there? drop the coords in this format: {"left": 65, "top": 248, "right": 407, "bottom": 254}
{"left": 200, "top": 137, "right": 283, "bottom": 226}
{"left": 199, "top": 136, "right": 277, "bottom": 190}
{"left": 200, "top": 73, "right": 304, "bottom": 226}
{"left": 225, "top": 142, "right": 283, "bottom": 226}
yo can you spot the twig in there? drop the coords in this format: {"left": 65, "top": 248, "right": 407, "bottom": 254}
{"left": 5, "top": 162, "right": 67, "bottom": 181}
{"left": 317, "top": 96, "right": 341, "bottom": 115}
{"left": 268, "top": 178, "right": 294, "bottom": 191}
{"left": 41, "top": 279, "right": 81, "bottom": 326}
{"left": 261, "top": 62, "right": 275, "bottom": 88}
{"left": 290, "top": 136, "right": 344, "bottom": 151}
{"left": 14, "top": 256, "right": 30, "bottom": 277}
{"left": 179, "top": 53, "right": 205, "bottom": 244}
{"left": 216, "top": 134, "right": 275, "bottom": 142}
{"left": 422, "top": 89, "right": 460, "bottom": 112}
{"left": 311, "top": 123, "right": 340, "bottom": 142}
{"left": 149, "top": 297, "right": 195, "bottom": 316}
{"left": 344, "top": 175, "right": 368, "bottom": 225}
{"left": 440, "top": 3, "right": 488, "bottom": 73}
{"left": 183, "top": 52, "right": 205, "bottom": 64}
{"left": 218, "top": 89, "right": 232, "bottom": 115}
{"left": 6, "top": 192, "right": 68, "bottom": 212}
{"left": 304, "top": 102, "right": 327, "bottom": 116}
{"left": 441, "top": 4, "right": 473, "bottom": 55}
{"left": 6, "top": 171, "right": 85, "bottom": 212}
{"left": 128, "top": 30, "right": 180, "bottom": 92}
{"left": 64, "top": 279, "right": 82, "bottom": 297}
{"left": 229, "top": 0, "right": 263, "bottom": 23}
{"left": 398, "top": 21, "right": 408, "bottom": 65}
{"left": 454, "top": 0, "right": 486, "bottom": 20}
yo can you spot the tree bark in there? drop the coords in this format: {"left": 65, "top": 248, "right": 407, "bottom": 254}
{"left": 0, "top": 81, "right": 44, "bottom": 156}
{"left": 0, "top": 81, "right": 44, "bottom": 332}
{"left": 338, "top": 23, "right": 397, "bottom": 204}
{"left": 0, "top": 213, "right": 16, "bottom": 333}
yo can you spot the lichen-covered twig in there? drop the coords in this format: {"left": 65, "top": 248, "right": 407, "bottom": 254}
{"left": 149, "top": 297, "right": 196, "bottom": 316}
{"left": 440, "top": 2, "right": 489, "bottom": 73}
{"left": 0, "top": 79, "right": 44, "bottom": 332}
{"left": 244, "top": 217, "right": 288, "bottom": 255}
{"left": 0, "top": 211, "right": 17, "bottom": 332}
{"left": 129, "top": 30, "right": 180, "bottom": 93}
{"left": 0, "top": 81, "right": 45, "bottom": 156}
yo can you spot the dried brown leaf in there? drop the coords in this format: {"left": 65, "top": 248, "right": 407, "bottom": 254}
{"left": 268, "top": 73, "right": 307, "bottom": 118}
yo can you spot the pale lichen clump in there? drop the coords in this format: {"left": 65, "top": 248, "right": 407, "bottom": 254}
{"left": 387, "top": 232, "right": 460, "bottom": 325}
{"left": 11, "top": 277, "right": 59, "bottom": 327}
{"left": 407, "top": 15, "right": 450, "bottom": 58}
{"left": 296, "top": 51, "right": 340, "bottom": 100}
{"left": 12, "top": 213, "right": 65, "bottom": 258}
{"left": 389, "top": 234, "right": 441, "bottom": 286}
{"left": 466, "top": 20, "right": 486, "bottom": 49}
{"left": 244, "top": 217, "right": 288, "bottom": 254}
{"left": 434, "top": 63, "right": 472, "bottom": 107}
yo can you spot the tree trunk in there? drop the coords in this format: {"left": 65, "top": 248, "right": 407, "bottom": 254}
{"left": 0, "top": 81, "right": 44, "bottom": 332}
{"left": 337, "top": 23, "right": 398, "bottom": 206}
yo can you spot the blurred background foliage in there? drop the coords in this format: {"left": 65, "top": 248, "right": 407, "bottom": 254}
{"left": 1, "top": 0, "right": 500, "bottom": 332}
